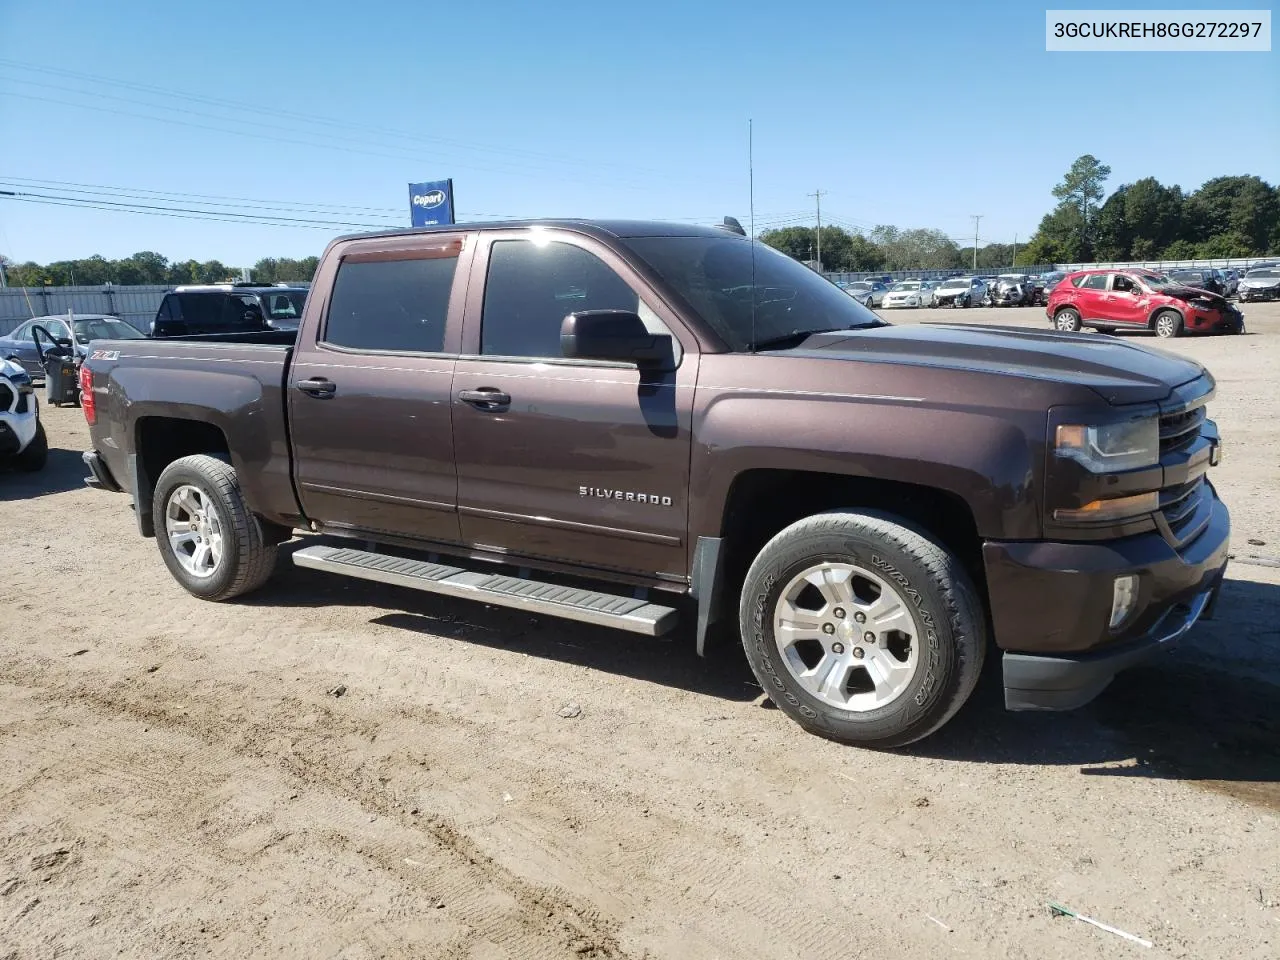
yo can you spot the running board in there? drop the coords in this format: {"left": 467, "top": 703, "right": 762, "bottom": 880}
{"left": 291, "top": 545, "right": 679, "bottom": 636}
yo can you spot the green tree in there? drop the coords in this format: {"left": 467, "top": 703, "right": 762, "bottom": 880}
{"left": 1050, "top": 154, "right": 1111, "bottom": 253}
{"left": 1123, "top": 178, "right": 1183, "bottom": 257}
{"left": 1185, "top": 175, "right": 1279, "bottom": 253}
{"left": 1093, "top": 187, "right": 1130, "bottom": 261}
{"left": 1160, "top": 239, "right": 1198, "bottom": 259}
{"left": 870, "top": 226, "right": 960, "bottom": 270}
{"left": 758, "top": 226, "right": 882, "bottom": 271}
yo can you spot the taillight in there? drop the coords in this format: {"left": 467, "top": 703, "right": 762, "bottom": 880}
{"left": 79, "top": 364, "right": 96, "bottom": 424}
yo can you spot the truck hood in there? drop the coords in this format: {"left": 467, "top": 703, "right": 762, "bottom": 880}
{"left": 780, "top": 323, "right": 1205, "bottom": 405}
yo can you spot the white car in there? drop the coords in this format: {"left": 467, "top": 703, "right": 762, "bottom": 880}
{"left": 882, "top": 281, "right": 935, "bottom": 309}
{"left": 0, "top": 357, "right": 47, "bottom": 472}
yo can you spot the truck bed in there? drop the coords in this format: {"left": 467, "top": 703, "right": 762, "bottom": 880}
{"left": 85, "top": 336, "right": 302, "bottom": 530}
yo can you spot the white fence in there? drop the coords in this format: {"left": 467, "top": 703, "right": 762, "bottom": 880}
{"left": 0, "top": 285, "right": 165, "bottom": 336}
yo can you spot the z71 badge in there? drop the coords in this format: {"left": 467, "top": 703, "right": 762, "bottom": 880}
{"left": 89, "top": 349, "right": 120, "bottom": 361}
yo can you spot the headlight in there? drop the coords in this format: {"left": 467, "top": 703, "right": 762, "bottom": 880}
{"left": 1190, "top": 299, "right": 1217, "bottom": 312}
{"left": 1054, "top": 418, "right": 1159, "bottom": 473}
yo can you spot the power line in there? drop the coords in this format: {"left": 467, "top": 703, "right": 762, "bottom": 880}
{"left": 0, "top": 190, "right": 397, "bottom": 230}
{"left": 0, "top": 174, "right": 404, "bottom": 214}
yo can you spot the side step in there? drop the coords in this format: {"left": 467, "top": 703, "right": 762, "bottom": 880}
{"left": 292, "top": 545, "right": 679, "bottom": 636}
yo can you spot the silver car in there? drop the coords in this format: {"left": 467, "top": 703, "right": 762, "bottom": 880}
{"left": 882, "top": 281, "right": 933, "bottom": 309}
{"left": 845, "top": 280, "right": 889, "bottom": 307}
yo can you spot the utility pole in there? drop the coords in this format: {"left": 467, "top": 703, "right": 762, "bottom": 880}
{"left": 808, "top": 189, "right": 827, "bottom": 271}
{"left": 1012, "top": 233, "right": 1018, "bottom": 268}
{"left": 970, "top": 215, "right": 983, "bottom": 271}
{"left": 0, "top": 257, "right": 7, "bottom": 288}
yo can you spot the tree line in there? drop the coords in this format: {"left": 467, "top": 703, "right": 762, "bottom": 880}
{"left": 760, "top": 158, "right": 1278, "bottom": 271}
{"left": 0, "top": 251, "right": 319, "bottom": 287}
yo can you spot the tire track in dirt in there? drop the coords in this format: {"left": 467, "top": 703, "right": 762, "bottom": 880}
{"left": 0, "top": 657, "right": 638, "bottom": 960}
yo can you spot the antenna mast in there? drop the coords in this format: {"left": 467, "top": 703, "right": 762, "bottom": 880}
{"left": 749, "top": 118, "right": 757, "bottom": 353}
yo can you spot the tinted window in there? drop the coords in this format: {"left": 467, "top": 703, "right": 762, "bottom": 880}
{"left": 1081, "top": 274, "right": 1108, "bottom": 290}
{"left": 325, "top": 256, "right": 456, "bottom": 353}
{"left": 482, "top": 240, "right": 647, "bottom": 358}
{"left": 156, "top": 298, "right": 173, "bottom": 324}
{"left": 178, "top": 293, "right": 225, "bottom": 330}
{"left": 221, "top": 295, "right": 267, "bottom": 329}
{"left": 1111, "top": 274, "right": 1137, "bottom": 292}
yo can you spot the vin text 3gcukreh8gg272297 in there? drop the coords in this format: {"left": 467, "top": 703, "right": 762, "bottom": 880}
{"left": 78, "top": 219, "right": 1229, "bottom": 748}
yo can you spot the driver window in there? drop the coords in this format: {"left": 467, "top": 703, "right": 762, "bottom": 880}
{"left": 1111, "top": 274, "right": 1137, "bottom": 293}
{"left": 481, "top": 239, "right": 676, "bottom": 361}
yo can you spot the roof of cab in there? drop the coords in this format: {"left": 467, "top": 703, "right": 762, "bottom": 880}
{"left": 334, "top": 219, "right": 742, "bottom": 244}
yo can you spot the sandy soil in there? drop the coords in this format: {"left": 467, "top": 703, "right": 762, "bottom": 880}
{"left": 2, "top": 304, "right": 1278, "bottom": 959}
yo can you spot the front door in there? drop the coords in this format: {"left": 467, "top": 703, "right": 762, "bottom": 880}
{"left": 288, "top": 234, "right": 472, "bottom": 543}
{"left": 451, "top": 231, "right": 696, "bottom": 581}
{"left": 1104, "top": 273, "right": 1147, "bottom": 326}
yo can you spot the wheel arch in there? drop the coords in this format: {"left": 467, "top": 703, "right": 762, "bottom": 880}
{"left": 695, "top": 468, "right": 992, "bottom": 656}
{"left": 131, "top": 416, "right": 232, "bottom": 537}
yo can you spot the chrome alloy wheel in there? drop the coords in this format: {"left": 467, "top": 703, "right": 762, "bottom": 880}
{"left": 773, "top": 562, "right": 919, "bottom": 711}
{"left": 165, "top": 484, "right": 225, "bottom": 578}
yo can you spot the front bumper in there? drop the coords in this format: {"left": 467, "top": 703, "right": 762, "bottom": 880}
{"left": 984, "top": 492, "right": 1230, "bottom": 711}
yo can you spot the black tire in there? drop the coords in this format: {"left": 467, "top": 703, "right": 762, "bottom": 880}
{"left": 14, "top": 422, "right": 48, "bottom": 472}
{"left": 1053, "top": 307, "right": 1082, "bottom": 332}
{"left": 152, "top": 454, "right": 278, "bottom": 601}
{"left": 1153, "top": 310, "right": 1183, "bottom": 339}
{"left": 739, "top": 510, "right": 987, "bottom": 748}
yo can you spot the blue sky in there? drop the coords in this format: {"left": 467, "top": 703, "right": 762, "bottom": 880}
{"left": 0, "top": 0, "right": 1275, "bottom": 267}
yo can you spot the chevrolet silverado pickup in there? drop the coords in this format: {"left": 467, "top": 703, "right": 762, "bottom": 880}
{"left": 80, "top": 219, "right": 1230, "bottom": 747}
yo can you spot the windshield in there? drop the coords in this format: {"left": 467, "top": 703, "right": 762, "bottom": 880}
{"left": 890, "top": 282, "right": 920, "bottom": 291}
{"left": 939, "top": 279, "right": 969, "bottom": 290}
{"left": 623, "top": 237, "right": 884, "bottom": 351}
{"left": 1246, "top": 268, "right": 1280, "bottom": 279}
{"left": 73, "top": 318, "right": 146, "bottom": 343}
{"left": 1135, "top": 273, "right": 1179, "bottom": 290}
{"left": 847, "top": 281, "right": 872, "bottom": 291}
{"left": 1170, "top": 271, "right": 1204, "bottom": 282}
{"left": 259, "top": 290, "right": 307, "bottom": 321}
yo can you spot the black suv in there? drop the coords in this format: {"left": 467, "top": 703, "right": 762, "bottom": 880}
{"left": 151, "top": 283, "right": 308, "bottom": 337}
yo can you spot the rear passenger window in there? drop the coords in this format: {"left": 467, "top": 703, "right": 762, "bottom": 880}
{"left": 1081, "top": 274, "right": 1108, "bottom": 290}
{"left": 324, "top": 256, "right": 458, "bottom": 353}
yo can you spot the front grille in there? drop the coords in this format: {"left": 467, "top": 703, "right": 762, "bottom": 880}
{"left": 1157, "top": 390, "right": 1212, "bottom": 544}
{"left": 0, "top": 382, "right": 13, "bottom": 412}
{"left": 1159, "top": 405, "right": 1206, "bottom": 456}
{"left": 1160, "top": 477, "right": 1206, "bottom": 539}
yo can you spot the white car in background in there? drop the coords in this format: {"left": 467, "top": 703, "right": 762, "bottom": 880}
{"left": 882, "top": 280, "right": 935, "bottom": 309}
{"left": 0, "top": 357, "right": 47, "bottom": 472}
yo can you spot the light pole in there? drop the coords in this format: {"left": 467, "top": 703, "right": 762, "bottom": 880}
{"left": 970, "top": 215, "right": 983, "bottom": 271}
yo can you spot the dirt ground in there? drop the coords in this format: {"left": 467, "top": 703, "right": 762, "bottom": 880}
{"left": 2, "top": 304, "right": 1278, "bottom": 960}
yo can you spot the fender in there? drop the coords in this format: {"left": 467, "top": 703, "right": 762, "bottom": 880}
{"left": 113, "top": 361, "right": 298, "bottom": 527}
{"left": 687, "top": 380, "right": 1045, "bottom": 553}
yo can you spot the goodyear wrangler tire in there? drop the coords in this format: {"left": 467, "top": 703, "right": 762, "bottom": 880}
{"left": 739, "top": 510, "right": 986, "bottom": 748}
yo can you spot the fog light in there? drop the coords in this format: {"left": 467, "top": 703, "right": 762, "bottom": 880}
{"left": 1110, "top": 574, "right": 1139, "bottom": 630}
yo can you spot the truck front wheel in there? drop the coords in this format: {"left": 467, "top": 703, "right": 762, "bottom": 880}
{"left": 739, "top": 511, "right": 986, "bottom": 748}
{"left": 152, "top": 454, "right": 279, "bottom": 601}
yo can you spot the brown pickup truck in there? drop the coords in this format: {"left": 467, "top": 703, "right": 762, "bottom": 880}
{"left": 80, "top": 219, "right": 1230, "bottom": 747}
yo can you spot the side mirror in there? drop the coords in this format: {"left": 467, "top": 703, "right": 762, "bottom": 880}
{"left": 55, "top": 337, "right": 73, "bottom": 348}
{"left": 560, "top": 310, "right": 673, "bottom": 366}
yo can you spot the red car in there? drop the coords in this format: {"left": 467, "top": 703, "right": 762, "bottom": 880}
{"left": 1046, "top": 269, "right": 1245, "bottom": 338}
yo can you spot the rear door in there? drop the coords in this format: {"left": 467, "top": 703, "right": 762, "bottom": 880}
{"left": 1074, "top": 272, "right": 1109, "bottom": 319}
{"left": 288, "top": 233, "right": 473, "bottom": 543}
{"left": 450, "top": 229, "right": 697, "bottom": 581}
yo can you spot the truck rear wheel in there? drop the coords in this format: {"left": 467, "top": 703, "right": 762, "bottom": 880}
{"left": 739, "top": 510, "right": 986, "bottom": 748}
{"left": 152, "top": 454, "right": 279, "bottom": 601}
